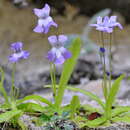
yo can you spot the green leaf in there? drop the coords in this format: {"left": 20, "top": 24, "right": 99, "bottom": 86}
{"left": 16, "top": 95, "right": 53, "bottom": 107}
{"left": 67, "top": 86, "right": 105, "bottom": 109}
{"left": 17, "top": 103, "right": 45, "bottom": 112}
{"left": 105, "top": 74, "right": 125, "bottom": 119}
{"left": 82, "top": 117, "right": 107, "bottom": 128}
{"left": 112, "top": 116, "right": 130, "bottom": 123}
{"left": 70, "top": 95, "right": 80, "bottom": 119}
{"left": 55, "top": 38, "right": 82, "bottom": 108}
{"left": 73, "top": 116, "right": 87, "bottom": 128}
{"left": 0, "top": 110, "right": 22, "bottom": 123}
{"left": 40, "top": 113, "right": 51, "bottom": 122}
{"left": 112, "top": 106, "right": 130, "bottom": 117}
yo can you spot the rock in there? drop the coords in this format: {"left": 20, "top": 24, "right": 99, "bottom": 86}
{"left": 7, "top": 0, "right": 130, "bottom": 23}
{"left": 68, "top": 0, "right": 130, "bottom": 23}
{"left": 32, "top": 0, "right": 130, "bottom": 23}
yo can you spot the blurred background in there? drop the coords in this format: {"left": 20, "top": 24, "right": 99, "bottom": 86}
{"left": 0, "top": 0, "right": 130, "bottom": 104}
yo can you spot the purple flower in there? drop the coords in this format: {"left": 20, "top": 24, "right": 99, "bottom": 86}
{"left": 106, "top": 71, "right": 110, "bottom": 76}
{"left": 46, "top": 35, "right": 72, "bottom": 65}
{"left": 90, "top": 16, "right": 123, "bottom": 33}
{"left": 9, "top": 42, "right": 30, "bottom": 63}
{"left": 99, "top": 47, "right": 105, "bottom": 53}
{"left": 33, "top": 4, "right": 58, "bottom": 34}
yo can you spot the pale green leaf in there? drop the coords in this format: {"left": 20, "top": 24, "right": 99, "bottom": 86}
{"left": 17, "top": 103, "right": 45, "bottom": 112}
{"left": 55, "top": 38, "right": 82, "bottom": 108}
{"left": 0, "top": 110, "right": 22, "bottom": 123}
{"left": 105, "top": 74, "right": 125, "bottom": 119}
{"left": 67, "top": 86, "right": 105, "bottom": 109}
{"left": 112, "top": 116, "right": 130, "bottom": 123}
{"left": 16, "top": 95, "right": 53, "bottom": 107}
{"left": 82, "top": 117, "right": 107, "bottom": 127}
{"left": 112, "top": 106, "right": 130, "bottom": 117}
{"left": 70, "top": 95, "right": 80, "bottom": 119}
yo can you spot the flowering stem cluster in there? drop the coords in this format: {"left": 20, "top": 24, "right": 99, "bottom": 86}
{"left": 33, "top": 4, "right": 72, "bottom": 107}
{"left": 90, "top": 16, "right": 124, "bottom": 120}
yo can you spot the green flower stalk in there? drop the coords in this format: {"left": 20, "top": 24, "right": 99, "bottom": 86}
{"left": 100, "top": 32, "right": 108, "bottom": 100}
{"left": 50, "top": 63, "right": 57, "bottom": 99}
{"left": 109, "top": 33, "right": 112, "bottom": 91}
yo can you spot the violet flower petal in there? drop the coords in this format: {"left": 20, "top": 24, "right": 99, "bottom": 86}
{"left": 33, "top": 8, "right": 43, "bottom": 18}
{"left": 33, "top": 4, "right": 50, "bottom": 18}
{"left": 63, "top": 49, "right": 72, "bottom": 59}
{"left": 109, "top": 16, "right": 117, "bottom": 23}
{"left": 54, "top": 55, "right": 65, "bottom": 65}
{"left": 22, "top": 51, "right": 30, "bottom": 59}
{"left": 97, "top": 16, "right": 103, "bottom": 24}
{"left": 11, "top": 42, "right": 23, "bottom": 52}
{"left": 47, "top": 50, "right": 56, "bottom": 62}
{"left": 115, "top": 23, "right": 123, "bottom": 30}
{"left": 42, "top": 4, "right": 50, "bottom": 17}
{"left": 58, "top": 35, "right": 68, "bottom": 45}
{"left": 44, "top": 21, "right": 58, "bottom": 34}
{"left": 59, "top": 47, "right": 71, "bottom": 59}
{"left": 48, "top": 35, "right": 57, "bottom": 46}
{"left": 90, "top": 24, "right": 98, "bottom": 27}
{"left": 33, "top": 25, "right": 44, "bottom": 33}
{"left": 9, "top": 54, "right": 19, "bottom": 63}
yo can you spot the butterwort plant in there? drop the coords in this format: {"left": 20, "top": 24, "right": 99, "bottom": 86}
{"left": 9, "top": 42, "right": 30, "bottom": 102}
{"left": 85, "top": 16, "right": 124, "bottom": 121}
{"left": 33, "top": 3, "right": 81, "bottom": 111}
{"left": 91, "top": 16, "right": 123, "bottom": 100}
{"left": 0, "top": 42, "right": 30, "bottom": 129}
{"left": 63, "top": 16, "right": 127, "bottom": 127}
{"left": 0, "top": 42, "right": 30, "bottom": 107}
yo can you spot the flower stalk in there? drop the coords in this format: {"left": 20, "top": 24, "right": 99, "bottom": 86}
{"left": 50, "top": 63, "right": 57, "bottom": 99}
{"left": 10, "top": 63, "right": 16, "bottom": 101}
{"left": 109, "top": 33, "right": 112, "bottom": 91}
{"left": 100, "top": 32, "right": 108, "bottom": 100}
